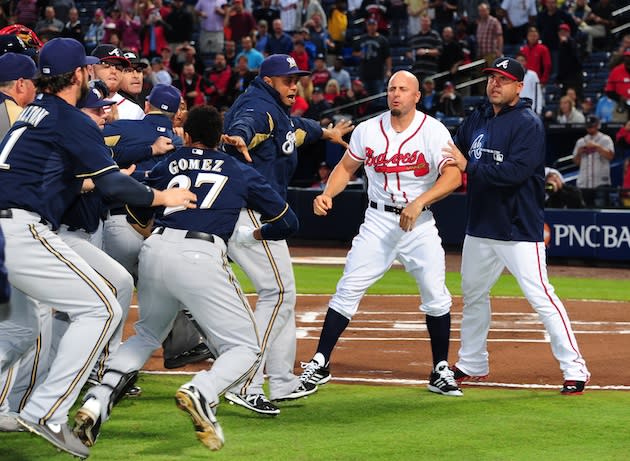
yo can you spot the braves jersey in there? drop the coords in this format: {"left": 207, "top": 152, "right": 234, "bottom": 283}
{"left": 347, "top": 110, "right": 453, "bottom": 205}
{"left": 110, "top": 92, "right": 145, "bottom": 120}
{"left": 223, "top": 77, "right": 323, "bottom": 198}
{"left": 146, "top": 146, "right": 291, "bottom": 242}
{"left": 453, "top": 99, "right": 545, "bottom": 242}
{"left": 0, "top": 93, "right": 119, "bottom": 229}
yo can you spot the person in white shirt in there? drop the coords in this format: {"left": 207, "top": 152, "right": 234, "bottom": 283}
{"left": 516, "top": 53, "right": 543, "bottom": 114}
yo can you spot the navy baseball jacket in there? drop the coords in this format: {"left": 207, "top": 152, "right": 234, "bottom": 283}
{"left": 453, "top": 99, "right": 545, "bottom": 242}
{"left": 223, "top": 77, "right": 323, "bottom": 199}
{"left": 146, "top": 146, "right": 298, "bottom": 243}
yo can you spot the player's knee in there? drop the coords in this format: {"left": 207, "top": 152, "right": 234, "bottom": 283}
{"left": 421, "top": 302, "right": 451, "bottom": 317}
{"left": 328, "top": 303, "right": 354, "bottom": 321}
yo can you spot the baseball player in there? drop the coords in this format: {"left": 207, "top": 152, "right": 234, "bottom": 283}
{"left": 442, "top": 57, "right": 590, "bottom": 394}
{"left": 299, "top": 71, "right": 463, "bottom": 397}
{"left": 221, "top": 54, "right": 353, "bottom": 414}
{"left": 0, "top": 51, "right": 37, "bottom": 137}
{"left": 0, "top": 38, "right": 195, "bottom": 458}
{"left": 73, "top": 105, "right": 300, "bottom": 451}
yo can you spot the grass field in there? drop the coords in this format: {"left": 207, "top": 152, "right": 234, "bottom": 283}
{"left": 2, "top": 264, "right": 629, "bottom": 460}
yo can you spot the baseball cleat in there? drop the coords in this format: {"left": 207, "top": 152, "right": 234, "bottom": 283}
{"left": 225, "top": 392, "right": 280, "bottom": 416}
{"left": 273, "top": 381, "right": 318, "bottom": 402}
{"left": 175, "top": 383, "right": 224, "bottom": 451}
{"left": 450, "top": 365, "right": 488, "bottom": 384}
{"left": 164, "top": 343, "right": 215, "bottom": 369}
{"left": 299, "top": 353, "right": 332, "bottom": 386}
{"left": 0, "top": 412, "right": 24, "bottom": 432}
{"left": 428, "top": 361, "right": 463, "bottom": 396}
{"left": 560, "top": 380, "right": 586, "bottom": 395}
{"left": 18, "top": 417, "right": 90, "bottom": 459}
{"left": 73, "top": 396, "right": 103, "bottom": 447}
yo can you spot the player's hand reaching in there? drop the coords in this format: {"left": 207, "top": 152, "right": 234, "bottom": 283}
{"left": 221, "top": 134, "right": 252, "bottom": 163}
{"left": 442, "top": 140, "right": 467, "bottom": 172}
{"left": 151, "top": 136, "right": 175, "bottom": 156}
{"left": 313, "top": 194, "right": 333, "bottom": 216}
{"left": 399, "top": 201, "right": 424, "bottom": 232}
{"left": 152, "top": 188, "right": 197, "bottom": 209}
{"left": 322, "top": 119, "right": 354, "bottom": 149}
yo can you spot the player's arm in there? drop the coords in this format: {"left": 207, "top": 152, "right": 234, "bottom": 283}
{"left": 222, "top": 110, "right": 274, "bottom": 163}
{"left": 314, "top": 152, "right": 363, "bottom": 216}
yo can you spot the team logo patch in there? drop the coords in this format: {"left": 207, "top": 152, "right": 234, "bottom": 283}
{"left": 365, "top": 148, "right": 430, "bottom": 176}
{"left": 286, "top": 56, "right": 298, "bottom": 69}
{"left": 469, "top": 134, "right": 484, "bottom": 160}
{"left": 496, "top": 59, "right": 509, "bottom": 69}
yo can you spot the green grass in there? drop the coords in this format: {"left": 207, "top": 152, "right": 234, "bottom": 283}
{"left": 3, "top": 376, "right": 629, "bottom": 461}
{"left": 232, "top": 264, "right": 630, "bottom": 301}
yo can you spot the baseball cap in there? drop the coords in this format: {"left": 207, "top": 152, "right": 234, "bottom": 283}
{"left": 147, "top": 84, "right": 181, "bottom": 113}
{"left": 482, "top": 57, "right": 525, "bottom": 82}
{"left": 123, "top": 51, "right": 148, "bottom": 69}
{"left": 92, "top": 44, "right": 130, "bottom": 66}
{"left": 585, "top": 115, "right": 600, "bottom": 127}
{"left": 558, "top": 23, "right": 571, "bottom": 32}
{"left": 0, "top": 52, "right": 37, "bottom": 80}
{"left": 151, "top": 56, "right": 163, "bottom": 65}
{"left": 444, "top": 81, "right": 454, "bottom": 88}
{"left": 0, "top": 35, "right": 29, "bottom": 56}
{"left": 315, "top": 52, "right": 325, "bottom": 60}
{"left": 259, "top": 54, "right": 310, "bottom": 78}
{"left": 79, "top": 81, "right": 115, "bottom": 109}
{"left": 39, "top": 38, "right": 99, "bottom": 76}
{"left": 366, "top": 18, "right": 378, "bottom": 25}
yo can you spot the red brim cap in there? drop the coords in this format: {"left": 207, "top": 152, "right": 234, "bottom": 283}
{"left": 482, "top": 67, "right": 519, "bottom": 81}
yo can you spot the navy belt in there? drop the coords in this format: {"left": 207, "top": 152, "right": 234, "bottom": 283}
{"left": 0, "top": 209, "right": 49, "bottom": 225}
{"left": 369, "top": 201, "right": 404, "bottom": 215}
{"left": 153, "top": 227, "right": 216, "bottom": 243}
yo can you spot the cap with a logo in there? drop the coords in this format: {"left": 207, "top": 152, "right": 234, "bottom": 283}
{"left": 147, "top": 84, "right": 181, "bottom": 113}
{"left": 259, "top": 54, "right": 310, "bottom": 78}
{"left": 79, "top": 81, "right": 115, "bottom": 109}
{"left": 0, "top": 35, "right": 29, "bottom": 56}
{"left": 558, "top": 23, "right": 571, "bottom": 32}
{"left": 482, "top": 57, "right": 525, "bottom": 82}
{"left": 0, "top": 52, "right": 37, "bottom": 80}
{"left": 39, "top": 38, "right": 99, "bottom": 76}
{"left": 586, "top": 115, "right": 600, "bottom": 127}
{"left": 123, "top": 51, "right": 148, "bottom": 69}
{"left": 91, "top": 44, "right": 130, "bottom": 67}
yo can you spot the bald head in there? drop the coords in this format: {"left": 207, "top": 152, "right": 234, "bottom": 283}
{"left": 387, "top": 71, "right": 421, "bottom": 118}
{"left": 389, "top": 71, "right": 419, "bottom": 91}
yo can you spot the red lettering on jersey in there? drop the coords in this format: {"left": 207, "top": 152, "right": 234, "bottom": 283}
{"left": 370, "top": 152, "right": 430, "bottom": 176}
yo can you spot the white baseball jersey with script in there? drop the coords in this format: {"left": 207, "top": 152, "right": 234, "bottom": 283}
{"left": 329, "top": 110, "right": 453, "bottom": 320}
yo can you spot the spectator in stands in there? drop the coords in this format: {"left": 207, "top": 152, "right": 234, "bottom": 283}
{"left": 298, "top": 74, "right": 315, "bottom": 101}
{"left": 265, "top": 18, "right": 294, "bottom": 55}
{"left": 117, "top": 8, "right": 142, "bottom": 53}
{"left": 296, "top": 0, "right": 328, "bottom": 30}
{"left": 327, "top": 1, "right": 348, "bottom": 57}
{"left": 616, "top": 121, "right": 630, "bottom": 207}
{"left": 475, "top": 2, "right": 503, "bottom": 67}
{"left": 579, "top": 96, "right": 594, "bottom": 117}
{"left": 536, "top": 0, "right": 575, "bottom": 75}
{"left": 206, "top": 52, "right": 232, "bottom": 107}
{"left": 457, "top": 0, "right": 484, "bottom": 26}
{"left": 291, "top": 93, "right": 310, "bottom": 115}
{"left": 583, "top": 0, "right": 615, "bottom": 52}
{"left": 51, "top": 0, "right": 76, "bottom": 25}
{"left": 407, "top": 0, "right": 429, "bottom": 37}
{"left": 170, "top": 42, "right": 205, "bottom": 76}
{"left": 328, "top": 56, "right": 351, "bottom": 91}
{"left": 439, "top": 26, "right": 464, "bottom": 76}
{"left": 604, "top": 49, "right": 630, "bottom": 123}
{"left": 454, "top": 18, "right": 474, "bottom": 65}
{"left": 436, "top": 81, "right": 464, "bottom": 117}
{"left": 304, "top": 86, "right": 332, "bottom": 121}
{"left": 556, "top": 23, "right": 583, "bottom": 95}
{"left": 323, "top": 78, "right": 342, "bottom": 104}
{"left": 226, "top": 54, "right": 256, "bottom": 104}
{"left": 298, "top": 28, "right": 318, "bottom": 67}
{"left": 254, "top": 0, "right": 280, "bottom": 25}
{"left": 142, "top": 2, "right": 169, "bottom": 58}
{"left": 346, "top": 78, "right": 369, "bottom": 118}
{"left": 520, "top": 26, "right": 551, "bottom": 86}
{"left": 305, "top": 13, "right": 330, "bottom": 58}
{"left": 224, "top": 39, "right": 238, "bottom": 66}
{"left": 595, "top": 94, "right": 616, "bottom": 122}
{"left": 353, "top": 17, "right": 391, "bottom": 96}
{"left": 311, "top": 53, "right": 332, "bottom": 89}
{"left": 430, "top": 0, "right": 458, "bottom": 34}
{"left": 420, "top": 76, "right": 438, "bottom": 115}
{"left": 310, "top": 161, "right": 332, "bottom": 189}
{"left": 150, "top": 57, "right": 173, "bottom": 84}
{"left": 568, "top": 0, "right": 594, "bottom": 54}
{"left": 175, "top": 62, "right": 213, "bottom": 108}
{"left": 572, "top": 115, "right": 615, "bottom": 207}
{"left": 516, "top": 52, "right": 543, "bottom": 115}
{"left": 361, "top": 0, "right": 390, "bottom": 36}
{"left": 85, "top": 8, "right": 106, "bottom": 53}
{"left": 103, "top": 7, "right": 122, "bottom": 45}
{"left": 166, "top": 0, "right": 194, "bottom": 48}
{"left": 553, "top": 95, "right": 585, "bottom": 124}
{"left": 255, "top": 20, "right": 271, "bottom": 52}
{"left": 408, "top": 15, "right": 442, "bottom": 82}
{"left": 290, "top": 39, "right": 311, "bottom": 70}
{"left": 544, "top": 167, "right": 585, "bottom": 209}
{"left": 609, "top": 34, "right": 630, "bottom": 69}
{"left": 280, "top": 0, "right": 300, "bottom": 33}
{"left": 195, "top": 0, "right": 227, "bottom": 56}
{"left": 224, "top": 0, "right": 256, "bottom": 48}
{"left": 35, "top": 6, "right": 65, "bottom": 42}
{"left": 236, "top": 35, "right": 265, "bottom": 71}
{"left": 63, "top": 7, "right": 83, "bottom": 43}
{"left": 14, "top": 0, "right": 39, "bottom": 30}
{"left": 497, "top": 0, "right": 536, "bottom": 45}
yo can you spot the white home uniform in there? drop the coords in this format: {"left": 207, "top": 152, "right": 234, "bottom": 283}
{"left": 332, "top": 110, "right": 452, "bottom": 321}
{"left": 110, "top": 92, "right": 144, "bottom": 120}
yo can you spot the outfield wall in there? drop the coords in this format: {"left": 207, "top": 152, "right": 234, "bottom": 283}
{"left": 287, "top": 189, "right": 630, "bottom": 261}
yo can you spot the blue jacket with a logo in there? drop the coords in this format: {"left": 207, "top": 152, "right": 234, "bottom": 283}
{"left": 223, "top": 77, "right": 323, "bottom": 199}
{"left": 454, "top": 99, "right": 545, "bottom": 242}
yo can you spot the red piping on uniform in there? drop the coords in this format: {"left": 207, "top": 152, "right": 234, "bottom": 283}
{"left": 348, "top": 148, "right": 362, "bottom": 162}
{"left": 534, "top": 242, "right": 588, "bottom": 376}
{"left": 379, "top": 117, "right": 393, "bottom": 201}
{"left": 396, "top": 113, "right": 426, "bottom": 203}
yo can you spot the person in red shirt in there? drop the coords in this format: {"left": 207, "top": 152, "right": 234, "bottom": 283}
{"left": 605, "top": 49, "right": 630, "bottom": 123}
{"left": 206, "top": 52, "right": 232, "bottom": 108}
{"left": 224, "top": 0, "right": 256, "bottom": 47}
{"left": 310, "top": 53, "right": 330, "bottom": 89}
{"left": 519, "top": 26, "right": 552, "bottom": 86}
{"left": 290, "top": 40, "right": 310, "bottom": 71}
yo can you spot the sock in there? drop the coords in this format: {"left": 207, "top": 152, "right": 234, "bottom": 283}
{"left": 315, "top": 309, "right": 350, "bottom": 364}
{"left": 425, "top": 312, "right": 451, "bottom": 368}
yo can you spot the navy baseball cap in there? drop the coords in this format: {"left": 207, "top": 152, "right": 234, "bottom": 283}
{"left": 0, "top": 35, "right": 29, "bottom": 55}
{"left": 147, "top": 84, "right": 181, "bottom": 113}
{"left": 259, "top": 54, "right": 310, "bottom": 78}
{"left": 91, "top": 44, "right": 130, "bottom": 67}
{"left": 123, "top": 51, "right": 148, "bottom": 69}
{"left": 80, "top": 86, "right": 115, "bottom": 109}
{"left": 39, "top": 38, "right": 99, "bottom": 76}
{"left": 0, "top": 52, "right": 37, "bottom": 80}
{"left": 482, "top": 57, "right": 525, "bottom": 82}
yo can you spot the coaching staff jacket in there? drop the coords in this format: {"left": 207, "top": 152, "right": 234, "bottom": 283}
{"left": 223, "top": 76, "right": 324, "bottom": 199}
{"left": 453, "top": 99, "right": 545, "bottom": 242}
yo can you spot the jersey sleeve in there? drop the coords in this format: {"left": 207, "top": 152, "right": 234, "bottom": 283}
{"left": 224, "top": 107, "right": 274, "bottom": 152}
{"left": 103, "top": 121, "right": 153, "bottom": 167}
{"left": 427, "top": 120, "right": 454, "bottom": 174}
{"left": 346, "top": 121, "right": 367, "bottom": 163}
{"left": 67, "top": 111, "right": 119, "bottom": 178}
{"left": 291, "top": 116, "right": 324, "bottom": 147}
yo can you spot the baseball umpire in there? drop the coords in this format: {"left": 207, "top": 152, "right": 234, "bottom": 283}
{"left": 74, "top": 105, "right": 300, "bottom": 451}
{"left": 442, "top": 57, "right": 590, "bottom": 394}
{"left": 0, "top": 38, "right": 195, "bottom": 458}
